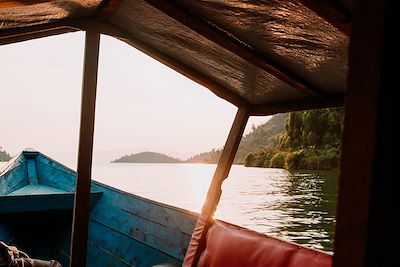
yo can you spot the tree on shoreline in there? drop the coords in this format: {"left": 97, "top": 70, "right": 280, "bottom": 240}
{"left": 245, "top": 108, "right": 343, "bottom": 170}
{"left": 0, "top": 146, "right": 12, "bottom": 162}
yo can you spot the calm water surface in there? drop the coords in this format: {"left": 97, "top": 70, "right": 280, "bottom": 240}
{"left": 0, "top": 161, "right": 337, "bottom": 251}
{"left": 91, "top": 163, "right": 338, "bottom": 252}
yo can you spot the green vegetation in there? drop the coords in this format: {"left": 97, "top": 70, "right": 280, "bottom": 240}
{"left": 0, "top": 147, "right": 11, "bottom": 162}
{"left": 235, "top": 113, "right": 288, "bottom": 164}
{"left": 245, "top": 108, "right": 343, "bottom": 170}
{"left": 112, "top": 152, "right": 182, "bottom": 163}
{"left": 187, "top": 113, "right": 287, "bottom": 164}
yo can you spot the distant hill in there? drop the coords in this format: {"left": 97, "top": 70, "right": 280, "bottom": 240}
{"left": 112, "top": 151, "right": 182, "bottom": 163}
{"left": 234, "top": 113, "right": 288, "bottom": 164}
{"left": 187, "top": 113, "right": 288, "bottom": 164}
{"left": 186, "top": 149, "right": 222, "bottom": 164}
{"left": 0, "top": 147, "right": 11, "bottom": 162}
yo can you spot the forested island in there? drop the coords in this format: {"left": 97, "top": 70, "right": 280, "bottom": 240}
{"left": 112, "top": 151, "right": 182, "bottom": 163}
{"left": 0, "top": 147, "right": 12, "bottom": 162}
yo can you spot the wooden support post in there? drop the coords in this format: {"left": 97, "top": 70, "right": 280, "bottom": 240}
{"left": 333, "top": 1, "right": 393, "bottom": 267}
{"left": 70, "top": 31, "right": 100, "bottom": 267}
{"left": 183, "top": 107, "right": 249, "bottom": 267}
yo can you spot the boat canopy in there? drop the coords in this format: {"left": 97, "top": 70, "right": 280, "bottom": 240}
{"left": 0, "top": 0, "right": 350, "bottom": 113}
{"left": 1, "top": 1, "right": 395, "bottom": 267}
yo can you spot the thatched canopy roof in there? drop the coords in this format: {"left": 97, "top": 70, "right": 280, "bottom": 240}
{"left": 0, "top": 0, "right": 351, "bottom": 114}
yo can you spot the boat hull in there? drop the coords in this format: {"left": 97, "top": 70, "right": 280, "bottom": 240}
{"left": 0, "top": 151, "right": 197, "bottom": 266}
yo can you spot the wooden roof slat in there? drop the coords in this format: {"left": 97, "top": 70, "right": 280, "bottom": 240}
{"left": 299, "top": 0, "right": 351, "bottom": 35}
{"left": 94, "top": 0, "right": 123, "bottom": 19}
{"left": 143, "top": 0, "right": 327, "bottom": 99}
{"left": 0, "top": 0, "right": 348, "bottom": 110}
{"left": 249, "top": 94, "right": 344, "bottom": 116}
{"left": 0, "top": 22, "right": 79, "bottom": 46}
{"left": 0, "top": 0, "right": 52, "bottom": 9}
{"left": 0, "top": 0, "right": 102, "bottom": 29}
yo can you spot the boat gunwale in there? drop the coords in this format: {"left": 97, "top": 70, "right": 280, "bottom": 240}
{"left": 0, "top": 153, "right": 23, "bottom": 175}
{"left": 0, "top": 150, "right": 199, "bottom": 218}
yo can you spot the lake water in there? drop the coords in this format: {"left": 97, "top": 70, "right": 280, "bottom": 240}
{"left": 91, "top": 163, "right": 337, "bottom": 252}
{"left": 1, "top": 161, "right": 337, "bottom": 252}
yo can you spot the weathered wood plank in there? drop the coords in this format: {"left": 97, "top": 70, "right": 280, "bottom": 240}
{"left": 333, "top": 1, "right": 389, "bottom": 267}
{"left": 0, "top": 0, "right": 53, "bottom": 9}
{"left": 0, "top": 192, "right": 102, "bottom": 214}
{"left": 87, "top": 242, "right": 131, "bottom": 267}
{"left": 0, "top": 157, "right": 28, "bottom": 195}
{"left": 0, "top": 0, "right": 101, "bottom": 29}
{"left": 70, "top": 30, "right": 100, "bottom": 267}
{"left": 0, "top": 194, "right": 73, "bottom": 213}
{"left": 27, "top": 159, "right": 38, "bottom": 184}
{"left": 201, "top": 107, "right": 249, "bottom": 217}
{"left": 36, "top": 159, "right": 76, "bottom": 192}
{"left": 35, "top": 154, "right": 76, "bottom": 177}
{"left": 89, "top": 181, "right": 197, "bottom": 260}
{"left": 91, "top": 182, "right": 197, "bottom": 235}
{"left": 143, "top": 0, "right": 326, "bottom": 98}
{"left": 89, "top": 202, "right": 191, "bottom": 260}
{"left": 249, "top": 95, "right": 344, "bottom": 116}
{"left": 184, "top": 107, "right": 249, "bottom": 266}
{"left": 8, "top": 184, "right": 67, "bottom": 195}
{"left": 0, "top": 22, "right": 78, "bottom": 46}
{"left": 88, "top": 222, "right": 182, "bottom": 267}
{"left": 298, "top": 0, "right": 351, "bottom": 35}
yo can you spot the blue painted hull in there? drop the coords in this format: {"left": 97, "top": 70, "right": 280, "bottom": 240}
{"left": 0, "top": 151, "right": 197, "bottom": 266}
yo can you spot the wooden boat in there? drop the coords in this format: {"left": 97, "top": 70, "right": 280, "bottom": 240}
{"left": 0, "top": 0, "right": 394, "bottom": 267}
{"left": 0, "top": 150, "right": 331, "bottom": 266}
{"left": 0, "top": 150, "right": 197, "bottom": 266}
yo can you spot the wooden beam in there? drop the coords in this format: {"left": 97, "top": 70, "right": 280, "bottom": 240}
{"left": 183, "top": 107, "right": 249, "bottom": 267}
{"left": 143, "top": 0, "right": 326, "bottom": 98}
{"left": 0, "top": 0, "right": 52, "bottom": 9}
{"left": 202, "top": 107, "right": 249, "bottom": 215}
{"left": 249, "top": 94, "right": 344, "bottom": 116}
{"left": 0, "top": 22, "right": 79, "bottom": 46}
{"left": 299, "top": 0, "right": 351, "bottom": 35}
{"left": 93, "top": 0, "right": 123, "bottom": 19}
{"left": 333, "top": 1, "right": 389, "bottom": 267}
{"left": 76, "top": 19, "right": 248, "bottom": 107}
{"left": 70, "top": 31, "right": 100, "bottom": 267}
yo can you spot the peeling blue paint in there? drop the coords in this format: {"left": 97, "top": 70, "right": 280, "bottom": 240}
{"left": 27, "top": 159, "right": 38, "bottom": 185}
{"left": 0, "top": 150, "right": 197, "bottom": 266}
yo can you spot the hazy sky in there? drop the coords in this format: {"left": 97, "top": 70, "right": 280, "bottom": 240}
{"left": 0, "top": 32, "right": 269, "bottom": 164}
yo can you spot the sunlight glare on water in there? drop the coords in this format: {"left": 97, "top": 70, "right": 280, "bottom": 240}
{"left": 92, "top": 163, "right": 214, "bottom": 212}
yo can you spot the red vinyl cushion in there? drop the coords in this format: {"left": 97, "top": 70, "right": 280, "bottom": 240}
{"left": 196, "top": 220, "right": 332, "bottom": 267}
